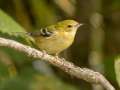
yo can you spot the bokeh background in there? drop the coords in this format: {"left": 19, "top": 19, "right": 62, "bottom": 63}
{"left": 0, "top": 0, "right": 120, "bottom": 90}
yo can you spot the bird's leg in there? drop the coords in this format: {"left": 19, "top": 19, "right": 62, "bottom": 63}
{"left": 41, "top": 50, "right": 47, "bottom": 58}
{"left": 54, "top": 53, "right": 60, "bottom": 60}
{"left": 54, "top": 53, "right": 66, "bottom": 61}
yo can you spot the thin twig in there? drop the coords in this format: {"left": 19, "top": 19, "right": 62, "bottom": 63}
{"left": 0, "top": 37, "right": 115, "bottom": 90}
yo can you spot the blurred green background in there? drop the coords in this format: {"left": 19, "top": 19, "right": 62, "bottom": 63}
{"left": 0, "top": 0, "right": 120, "bottom": 90}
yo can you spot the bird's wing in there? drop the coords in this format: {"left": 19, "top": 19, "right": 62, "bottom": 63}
{"left": 28, "top": 28, "right": 53, "bottom": 37}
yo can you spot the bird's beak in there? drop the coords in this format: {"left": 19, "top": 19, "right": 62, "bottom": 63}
{"left": 75, "top": 23, "right": 83, "bottom": 28}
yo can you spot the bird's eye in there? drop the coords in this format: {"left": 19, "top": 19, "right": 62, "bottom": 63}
{"left": 67, "top": 25, "right": 72, "bottom": 28}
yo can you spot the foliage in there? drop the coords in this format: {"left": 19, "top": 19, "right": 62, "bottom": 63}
{"left": 0, "top": 0, "right": 120, "bottom": 90}
{"left": 0, "top": 6, "right": 78, "bottom": 90}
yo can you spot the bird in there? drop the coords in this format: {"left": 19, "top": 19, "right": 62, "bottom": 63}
{"left": 28, "top": 20, "right": 83, "bottom": 55}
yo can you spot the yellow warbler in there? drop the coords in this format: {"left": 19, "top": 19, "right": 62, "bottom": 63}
{"left": 28, "top": 20, "right": 83, "bottom": 55}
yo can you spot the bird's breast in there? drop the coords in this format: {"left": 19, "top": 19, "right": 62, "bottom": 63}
{"left": 34, "top": 31, "right": 76, "bottom": 55}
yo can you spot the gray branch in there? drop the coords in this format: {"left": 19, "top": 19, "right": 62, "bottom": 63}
{"left": 0, "top": 37, "right": 115, "bottom": 90}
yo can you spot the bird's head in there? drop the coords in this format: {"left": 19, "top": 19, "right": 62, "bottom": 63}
{"left": 54, "top": 20, "right": 83, "bottom": 32}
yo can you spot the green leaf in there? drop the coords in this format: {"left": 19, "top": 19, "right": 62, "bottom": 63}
{"left": 0, "top": 9, "right": 34, "bottom": 45}
{"left": 114, "top": 56, "right": 120, "bottom": 87}
{"left": 0, "top": 9, "right": 25, "bottom": 33}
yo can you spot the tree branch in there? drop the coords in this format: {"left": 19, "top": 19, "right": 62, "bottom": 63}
{"left": 0, "top": 37, "right": 115, "bottom": 90}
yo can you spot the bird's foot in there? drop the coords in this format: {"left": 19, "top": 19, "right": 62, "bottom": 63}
{"left": 55, "top": 55, "right": 59, "bottom": 60}
{"left": 41, "top": 50, "right": 47, "bottom": 58}
{"left": 54, "top": 53, "right": 60, "bottom": 60}
{"left": 54, "top": 54, "right": 66, "bottom": 61}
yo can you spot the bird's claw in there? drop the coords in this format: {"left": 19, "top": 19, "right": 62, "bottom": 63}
{"left": 55, "top": 55, "right": 59, "bottom": 60}
{"left": 41, "top": 50, "right": 47, "bottom": 58}
{"left": 54, "top": 53, "right": 60, "bottom": 60}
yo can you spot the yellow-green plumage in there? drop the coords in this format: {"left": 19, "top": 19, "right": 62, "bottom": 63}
{"left": 31, "top": 20, "right": 82, "bottom": 55}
